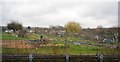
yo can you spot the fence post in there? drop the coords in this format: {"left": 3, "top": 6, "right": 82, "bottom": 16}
{"left": 97, "top": 54, "right": 103, "bottom": 62}
{"left": 65, "top": 55, "right": 69, "bottom": 62}
{"left": 99, "top": 54, "right": 103, "bottom": 62}
{"left": 29, "top": 54, "right": 33, "bottom": 62}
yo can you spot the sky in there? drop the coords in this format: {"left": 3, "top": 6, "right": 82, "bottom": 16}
{"left": 0, "top": 0, "right": 119, "bottom": 28}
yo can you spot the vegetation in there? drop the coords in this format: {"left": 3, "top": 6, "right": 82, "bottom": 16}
{"left": 2, "top": 44, "right": 117, "bottom": 55}
{"left": 1, "top": 22, "right": 119, "bottom": 55}
{"left": 7, "top": 21, "right": 23, "bottom": 32}
{"left": 65, "top": 21, "right": 82, "bottom": 34}
{"left": 2, "top": 32, "right": 118, "bottom": 55}
{"left": 1, "top": 32, "right": 39, "bottom": 40}
{"left": 17, "top": 30, "right": 28, "bottom": 38}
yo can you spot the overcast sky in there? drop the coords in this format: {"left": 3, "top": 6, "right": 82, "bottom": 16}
{"left": 0, "top": 0, "right": 119, "bottom": 28}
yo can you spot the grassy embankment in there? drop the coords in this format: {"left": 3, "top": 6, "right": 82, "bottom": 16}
{"left": 2, "top": 32, "right": 118, "bottom": 55}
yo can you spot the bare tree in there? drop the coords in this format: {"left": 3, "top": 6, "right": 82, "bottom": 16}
{"left": 7, "top": 21, "right": 23, "bottom": 32}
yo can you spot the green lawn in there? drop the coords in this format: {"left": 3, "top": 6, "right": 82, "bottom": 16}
{"left": 1, "top": 32, "right": 39, "bottom": 40}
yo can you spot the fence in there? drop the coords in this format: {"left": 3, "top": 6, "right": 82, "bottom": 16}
{"left": 2, "top": 54, "right": 120, "bottom": 62}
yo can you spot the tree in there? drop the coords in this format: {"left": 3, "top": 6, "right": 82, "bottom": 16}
{"left": 18, "top": 30, "right": 27, "bottom": 38}
{"left": 96, "top": 25, "right": 104, "bottom": 34}
{"left": 27, "top": 26, "right": 31, "bottom": 29}
{"left": 96, "top": 25, "right": 104, "bottom": 41}
{"left": 2, "top": 26, "right": 6, "bottom": 32}
{"left": 97, "top": 25, "right": 103, "bottom": 29}
{"left": 7, "top": 21, "right": 23, "bottom": 32}
{"left": 64, "top": 21, "right": 82, "bottom": 55}
{"left": 65, "top": 21, "right": 82, "bottom": 34}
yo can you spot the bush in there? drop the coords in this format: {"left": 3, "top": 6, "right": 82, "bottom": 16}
{"left": 18, "top": 30, "right": 28, "bottom": 38}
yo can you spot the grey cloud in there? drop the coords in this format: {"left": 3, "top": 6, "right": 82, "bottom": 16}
{"left": 80, "top": 2, "right": 117, "bottom": 17}
{"left": 1, "top": 1, "right": 118, "bottom": 28}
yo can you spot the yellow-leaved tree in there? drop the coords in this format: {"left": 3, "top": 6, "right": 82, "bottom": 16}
{"left": 65, "top": 21, "right": 82, "bottom": 34}
{"left": 64, "top": 21, "right": 82, "bottom": 55}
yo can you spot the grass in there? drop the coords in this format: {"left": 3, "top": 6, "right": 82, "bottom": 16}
{"left": 3, "top": 44, "right": 117, "bottom": 55}
{"left": 1, "top": 32, "right": 118, "bottom": 55}
{"left": 67, "top": 44, "right": 100, "bottom": 55}
{"left": 1, "top": 32, "right": 39, "bottom": 40}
